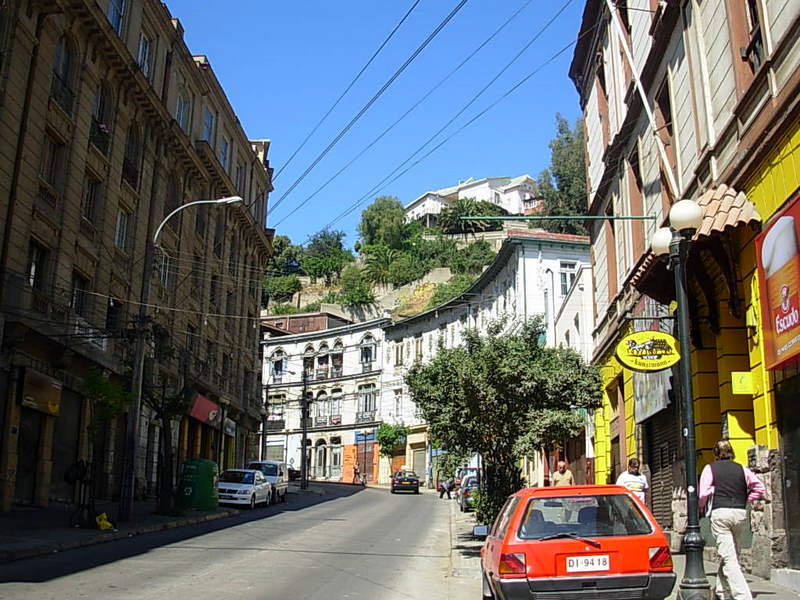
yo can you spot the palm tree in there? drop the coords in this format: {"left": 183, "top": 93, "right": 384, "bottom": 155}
{"left": 438, "top": 197, "right": 489, "bottom": 238}
{"left": 364, "top": 246, "right": 396, "bottom": 285}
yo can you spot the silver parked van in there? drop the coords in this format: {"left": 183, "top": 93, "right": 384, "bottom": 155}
{"left": 247, "top": 460, "right": 289, "bottom": 504}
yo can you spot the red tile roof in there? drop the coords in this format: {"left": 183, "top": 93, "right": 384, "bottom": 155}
{"left": 506, "top": 229, "right": 590, "bottom": 244}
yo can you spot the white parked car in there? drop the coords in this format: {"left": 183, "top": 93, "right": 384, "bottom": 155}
{"left": 218, "top": 469, "right": 269, "bottom": 509}
{"left": 247, "top": 460, "right": 289, "bottom": 504}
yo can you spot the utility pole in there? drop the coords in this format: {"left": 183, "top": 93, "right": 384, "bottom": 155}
{"left": 300, "top": 370, "right": 309, "bottom": 490}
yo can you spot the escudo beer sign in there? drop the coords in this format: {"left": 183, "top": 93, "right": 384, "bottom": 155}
{"left": 616, "top": 331, "right": 680, "bottom": 372}
{"left": 755, "top": 192, "right": 800, "bottom": 370}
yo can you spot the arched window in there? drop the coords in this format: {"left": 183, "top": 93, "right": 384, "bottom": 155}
{"left": 331, "top": 340, "right": 344, "bottom": 377}
{"left": 360, "top": 335, "right": 375, "bottom": 370}
{"left": 176, "top": 86, "right": 191, "bottom": 131}
{"left": 270, "top": 349, "right": 286, "bottom": 383}
{"left": 89, "top": 85, "right": 112, "bottom": 154}
{"left": 106, "top": 0, "right": 126, "bottom": 34}
{"left": 315, "top": 391, "right": 328, "bottom": 418}
{"left": 122, "top": 125, "right": 140, "bottom": 188}
{"left": 51, "top": 35, "right": 75, "bottom": 114}
{"left": 316, "top": 343, "right": 329, "bottom": 378}
{"left": 330, "top": 389, "right": 342, "bottom": 420}
{"left": 303, "top": 344, "right": 315, "bottom": 377}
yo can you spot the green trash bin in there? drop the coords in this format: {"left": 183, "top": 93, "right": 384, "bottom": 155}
{"left": 177, "top": 459, "right": 219, "bottom": 510}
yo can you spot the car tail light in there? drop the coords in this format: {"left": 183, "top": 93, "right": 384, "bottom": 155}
{"left": 498, "top": 553, "right": 526, "bottom": 577}
{"left": 649, "top": 546, "right": 673, "bottom": 570}
{"left": 464, "top": 490, "right": 472, "bottom": 497}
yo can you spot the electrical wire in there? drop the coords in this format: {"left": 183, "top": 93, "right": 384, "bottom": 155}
{"left": 273, "top": 0, "right": 423, "bottom": 181}
{"left": 268, "top": 0, "right": 535, "bottom": 229}
{"left": 269, "top": 0, "right": 472, "bottom": 215}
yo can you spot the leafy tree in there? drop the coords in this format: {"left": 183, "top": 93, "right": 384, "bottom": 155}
{"left": 435, "top": 449, "right": 471, "bottom": 480}
{"left": 338, "top": 265, "right": 375, "bottom": 307}
{"left": 270, "top": 303, "right": 300, "bottom": 315}
{"left": 270, "top": 234, "right": 304, "bottom": 274}
{"left": 364, "top": 245, "right": 397, "bottom": 285}
{"left": 263, "top": 274, "right": 301, "bottom": 302}
{"left": 536, "top": 115, "right": 588, "bottom": 235}
{"left": 306, "top": 229, "right": 352, "bottom": 259}
{"left": 301, "top": 254, "right": 347, "bottom": 285}
{"left": 405, "top": 317, "right": 601, "bottom": 524}
{"left": 388, "top": 254, "right": 429, "bottom": 287}
{"left": 358, "top": 196, "right": 407, "bottom": 249}
{"left": 426, "top": 274, "right": 476, "bottom": 309}
{"left": 375, "top": 423, "right": 410, "bottom": 459}
{"left": 451, "top": 240, "right": 496, "bottom": 274}
{"left": 437, "top": 198, "right": 504, "bottom": 237}
{"left": 83, "top": 369, "right": 131, "bottom": 442}
{"left": 302, "top": 229, "right": 353, "bottom": 284}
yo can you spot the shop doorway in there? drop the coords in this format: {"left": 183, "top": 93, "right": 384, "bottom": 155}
{"left": 777, "top": 375, "right": 800, "bottom": 569}
{"left": 51, "top": 389, "right": 82, "bottom": 502}
{"left": 15, "top": 407, "right": 42, "bottom": 504}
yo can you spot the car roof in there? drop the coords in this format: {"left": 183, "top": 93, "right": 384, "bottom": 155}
{"left": 248, "top": 460, "right": 281, "bottom": 465}
{"left": 223, "top": 469, "right": 260, "bottom": 474}
{"left": 514, "top": 484, "right": 631, "bottom": 498}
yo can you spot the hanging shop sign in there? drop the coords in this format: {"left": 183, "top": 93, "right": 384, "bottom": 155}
{"left": 223, "top": 417, "right": 236, "bottom": 437}
{"left": 631, "top": 297, "right": 675, "bottom": 423}
{"left": 755, "top": 192, "right": 800, "bottom": 370}
{"left": 18, "top": 367, "right": 62, "bottom": 416}
{"left": 616, "top": 331, "right": 680, "bottom": 372}
{"left": 189, "top": 393, "right": 222, "bottom": 428}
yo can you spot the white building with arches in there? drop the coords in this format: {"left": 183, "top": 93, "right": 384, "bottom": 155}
{"left": 261, "top": 318, "right": 390, "bottom": 484}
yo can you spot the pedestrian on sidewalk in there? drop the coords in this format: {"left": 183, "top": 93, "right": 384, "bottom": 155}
{"left": 551, "top": 460, "right": 574, "bottom": 486}
{"left": 699, "top": 440, "right": 766, "bottom": 600}
{"left": 352, "top": 464, "right": 360, "bottom": 485}
{"left": 439, "top": 478, "right": 452, "bottom": 499}
{"left": 616, "top": 457, "right": 648, "bottom": 504}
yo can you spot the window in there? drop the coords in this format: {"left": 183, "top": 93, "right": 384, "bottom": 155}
{"left": 106, "top": 0, "right": 125, "bottom": 34}
{"left": 574, "top": 313, "right": 580, "bottom": 333}
{"left": 122, "top": 126, "right": 140, "bottom": 188}
{"left": 165, "top": 175, "right": 180, "bottom": 217}
{"left": 176, "top": 88, "right": 191, "bottom": 131}
{"left": 115, "top": 208, "right": 130, "bottom": 250}
{"left": 358, "top": 384, "right": 377, "bottom": 413}
{"left": 136, "top": 32, "right": 152, "bottom": 79}
{"left": 206, "top": 340, "right": 217, "bottom": 373}
{"left": 742, "top": 0, "right": 765, "bottom": 72}
{"left": 27, "top": 242, "right": 48, "bottom": 289}
{"left": 81, "top": 175, "right": 100, "bottom": 223}
{"left": 331, "top": 390, "right": 342, "bottom": 416}
{"left": 105, "top": 298, "right": 122, "bottom": 332}
{"left": 191, "top": 255, "right": 201, "bottom": 292}
{"left": 213, "top": 215, "right": 225, "bottom": 257}
{"left": 40, "top": 134, "right": 64, "bottom": 188}
{"left": 51, "top": 36, "right": 74, "bottom": 114}
{"left": 394, "top": 389, "right": 403, "bottom": 419}
{"left": 202, "top": 108, "right": 214, "bottom": 142}
{"left": 228, "top": 238, "right": 238, "bottom": 276}
{"left": 90, "top": 86, "right": 111, "bottom": 154}
{"left": 360, "top": 335, "right": 375, "bottom": 365}
{"left": 565, "top": 330, "right": 571, "bottom": 348}
{"left": 218, "top": 136, "right": 230, "bottom": 171}
{"left": 195, "top": 204, "right": 207, "bottom": 237}
{"left": 655, "top": 80, "right": 675, "bottom": 178}
{"left": 235, "top": 163, "right": 245, "bottom": 192}
{"left": 225, "top": 289, "right": 234, "bottom": 315}
{"left": 394, "top": 343, "right": 403, "bottom": 366}
{"left": 70, "top": 271, "right": 89, "bottom": 317}
{"left": 560, "top": 261, "right": 577, "bottom": 295}
{"left": 158, "top": 252, "right": 174, "bottom": 289}
{"left": 414, "top": 335, "right": 422, "bottom": 361}
{"left": 221, "top": 353, "right": 231, "bottom": 379}
{"left": 210, "top": 274, "right": 220, "bottom": 309}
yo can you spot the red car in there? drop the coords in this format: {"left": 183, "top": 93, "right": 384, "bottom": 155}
{"left": 475, "top": 485, "right": 675, "bottom": 600}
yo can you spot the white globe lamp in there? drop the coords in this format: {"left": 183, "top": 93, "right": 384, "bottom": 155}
{"left": 651, "top": 227, "right": 673, "bottom": 256}
{"left": 669, "top": 199, "right": 704, "bottom": 233}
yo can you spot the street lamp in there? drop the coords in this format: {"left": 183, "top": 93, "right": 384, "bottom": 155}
{"left": 652, "top": 199, "right": 710, "bottom": 600}
{"left": 117, "top": 195, "right": 244, "bottom": 522}
{"left": 259, "top": 405, "right": 268, "bottom": 461}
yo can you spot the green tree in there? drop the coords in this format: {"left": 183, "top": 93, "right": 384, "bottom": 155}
{"left": 358, "top": 196, "right": 407, "bottom": 249}
{"left": 451, "top": 240, "right": 496, "bottom": 274}
{"left": 364, "top": 245, "right": 397, "bottom": 285}
{"left": 270, "top": 303, "right": 301, "bottom": 315}
{"left": 536, "top": 115, "right": 588, "bottom": 235}
{"left": 426, "top": 274, "right": 476, "bottom": 309}
{"left": 437, "top": 198, "right": 504, "bottom": 237}
{"left": 83, "top": 369, "right": 131, "bottom": 442}
{"left": 405, "top": 317, "right": 601, "bottom": 524}
{"left": 263, "top": 274, "right": 301, "bottom": 302}
{"left": 338, "top": 265, "right": 375, "bottom": 307}
{"left": 269, "top": 234, "right": 304, "bottom": 274}
{"left": 388, "top": 254, "right": 429, "bottom": 287}
{"left": 375, "top": 423, "right": 410, "bottom": 459}
{"left": 302, "top": 229, "right": 353, "bottom": 284}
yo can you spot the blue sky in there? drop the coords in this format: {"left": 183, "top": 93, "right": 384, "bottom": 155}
{"left": 166, "top": 0, "right": 585, "bottom": 248}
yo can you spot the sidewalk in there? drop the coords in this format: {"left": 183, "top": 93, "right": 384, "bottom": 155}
{"left": 446, "top": 499, "right": 799, "bottom": 598}
{"left": 0, "top": 498, "right": 238, "bottom": 563}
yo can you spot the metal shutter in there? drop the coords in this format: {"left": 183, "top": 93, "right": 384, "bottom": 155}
{"left": 645, "top": 401, "right": 680, "bottom": 530}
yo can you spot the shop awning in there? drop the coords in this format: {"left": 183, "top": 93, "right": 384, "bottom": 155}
{"left": 631, "top": 185, "right": 761, "bottom": 305}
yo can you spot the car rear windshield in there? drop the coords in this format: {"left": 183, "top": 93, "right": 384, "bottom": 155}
{"left": 220, "top": 471, "right": 254, "bottom": 484}
{"left": 517, "top": 494, "right": 653, "bottom": 540}
{"left": 249, "top": 463, "right": 278, "bottom": 476}
{"left": 396, "top": 471, "right": 418, "bottom": 479}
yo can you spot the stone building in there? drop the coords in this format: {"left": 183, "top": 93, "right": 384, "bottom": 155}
{"left": 0, "top": 0, "right": 272, "bottom": 511}
{"left": 570, "top": 0, "right": 800, "bottom": 584}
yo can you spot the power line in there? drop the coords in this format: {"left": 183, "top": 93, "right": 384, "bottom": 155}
{"left": 273, "top": 0, "right": 423, "bottom": 181}
{"left": 270, "top": 0, "right": 536, "bottom": 229}
{"left": 269, "top": 0, "right": 472, "bottom": 216}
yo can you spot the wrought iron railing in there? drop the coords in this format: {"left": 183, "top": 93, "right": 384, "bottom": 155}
{"left": 50, "top": 73, "right": 74, "bottom": 115}
{"left": 356, "top": 411, "right": 376, "bottom": 424}
{"left": 89, "top": 119, "right": 110, "bottom": 154}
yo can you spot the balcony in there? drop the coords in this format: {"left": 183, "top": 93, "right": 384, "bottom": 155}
{"left": 38, "top": 185, "right": 58, "bottom": 210}
{"left": 314, "top": 416, "right": 328, "bottom": 427}
{"left": 265, "top": 420, "right": 285, "bottom": 432}
{"left": 89, "top": 119, "right": 110, "bottom": 154}
{"left": 271, "top": 373, "right": 283, "bottom": 384}
{"left": 50, "top": 73, "right": 74, "bottom": 115}
{"left": 361, "top": 362, "right": 373, "bottom": 373}
{"left": 330, "top": 414, "right": 342, "bottom": 426}
{"left": 331, "top": 366, "right": 343, "bottom": 378}
{"left": 355, "top": 411, "right": 376, "bottom": 424}
{"left": 315, "top": 368, "right": 328, "bottom": 380}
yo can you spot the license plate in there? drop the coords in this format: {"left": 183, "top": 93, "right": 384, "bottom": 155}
{"left": 402, "top": 481, "right": 410, "bottom": 485}
{"left": 566, "top": 555, "right": 610, "bottom": 572}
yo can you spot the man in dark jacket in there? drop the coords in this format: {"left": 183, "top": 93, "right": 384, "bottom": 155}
{"left": 699, "top": 440, "right": 765, "bottom": 600}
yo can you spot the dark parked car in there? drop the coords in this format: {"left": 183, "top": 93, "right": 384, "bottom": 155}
{"left": 288, "top": 466, "right": 301, "bottom": 481}
{"left": 391, "top": 470, "right": 420, "bottom": 494}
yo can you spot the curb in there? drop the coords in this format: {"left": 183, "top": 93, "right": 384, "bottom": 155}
{"left": 0, "top": 508, "right": 239, "bottom": 564}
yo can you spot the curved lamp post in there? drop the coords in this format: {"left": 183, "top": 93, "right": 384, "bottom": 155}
{"left": 118, "top": 195, "right": 243, "bottom": 522}
{"left": 652, "top": 199, "right": 710, "bottom": 600}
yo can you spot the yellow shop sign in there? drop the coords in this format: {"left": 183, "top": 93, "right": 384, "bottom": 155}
{"left": 615, "top": 331, "right": 680, "bottom": 372}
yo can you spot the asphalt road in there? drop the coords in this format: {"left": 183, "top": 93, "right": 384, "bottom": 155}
{"left": 0, "top": 484, "right": 478, "bottom": 599}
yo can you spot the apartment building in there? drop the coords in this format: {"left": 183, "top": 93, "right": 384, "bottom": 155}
{"left": 570, "top": 0, "right": 800, "bottom": 579}
{"left": 0, "top": 0, "right": 272, "bottom": 510}
{"left": 262, "top": 318, "right": 390, "bottom": 484}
